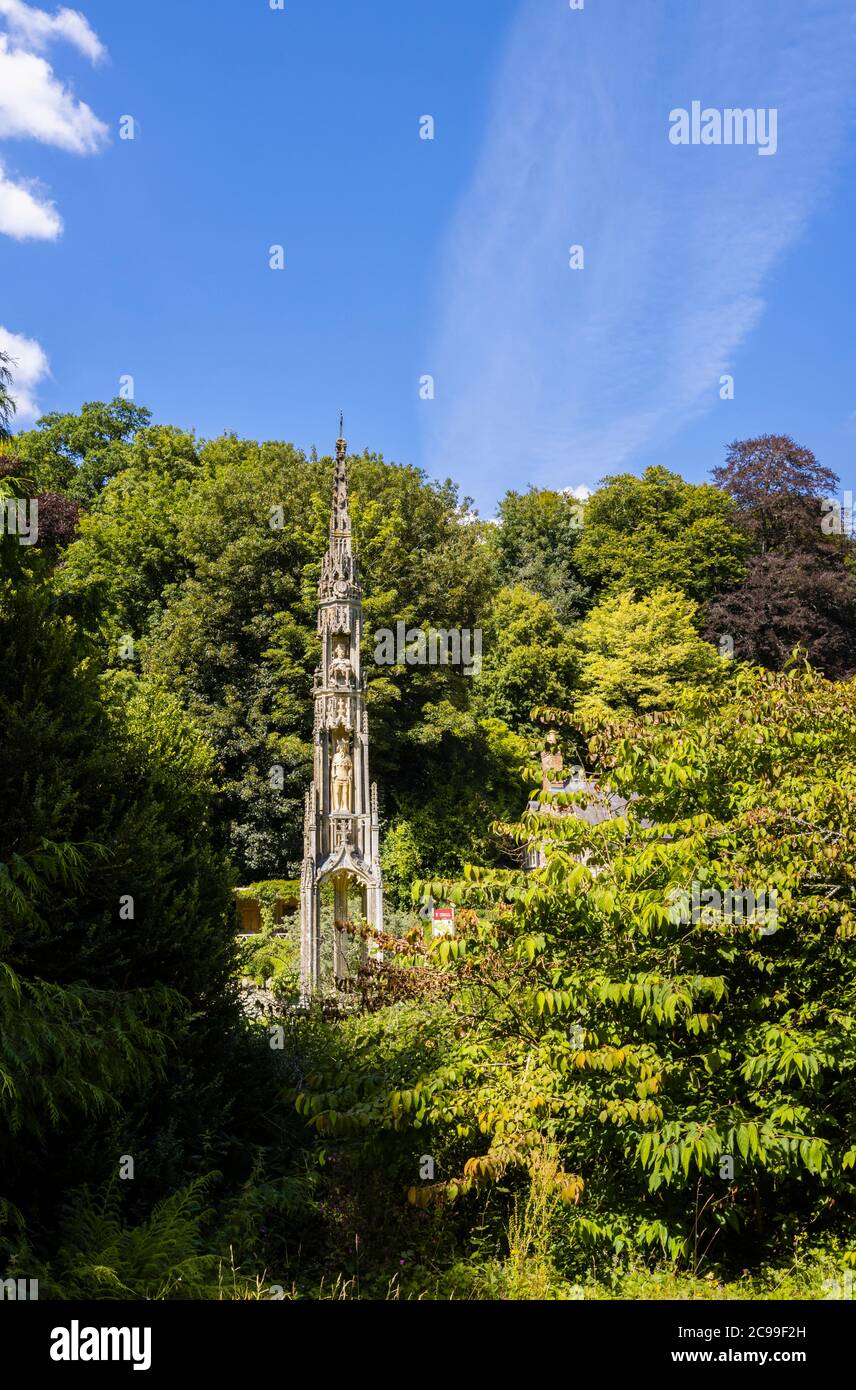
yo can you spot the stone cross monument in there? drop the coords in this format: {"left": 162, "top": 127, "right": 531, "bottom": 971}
{"left": 299, "top": 423, "right": 383, "bottom": 999}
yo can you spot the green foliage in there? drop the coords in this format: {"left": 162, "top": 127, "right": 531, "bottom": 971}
{"left": 240, "top": 933, "right": 300, "bottom": 1001}
{"left": 13, "top": 399, "right": 153, "bottom": 504}
{"left": 56, "top": 424, "right": 501, "bottom": 878}
{"left": 380, "top": 717, "right": 530, "bottom": 893}
{"left": 576, "top": 587, "right": 724, "bottom": 717}
{"left": 476, "top": 586, "right": 579, "bottom": 733}
{"left": 0, "top": 558, "right": 257, "bottom": 1245}
{"left": 575, "top": 466, "right": 749, "bottom": 604}
{"left": 7, "top": 402, "right": 855, "bottom": 1299}
{"left": 0, "top": 846, "right": 174, "bottom": 1145}
{"left": 49, "top": 1177, "right": 221, "bottom": 1300}
{"left": 55, "top": 425, "right": 204, "bottom": 638}
{"left": 296, "top": 666, "right": 855, "bottom": 1274}
{"left": 0, "top": 350, "right": 14, "bottom": 438}
{"left": 0, "top": 582, "right": 178, "bottom": 1158}
{"left": 235, "top": 880, "right": 299, "bottom": 913}
{"left": 381, "top": 820, "right": 424, "bottom": 909}
{"left": 489, "top": 487, "right": 590, "bottom": 624}
{"left": 237, "top": 889, "right": 300, "bottom": 1004}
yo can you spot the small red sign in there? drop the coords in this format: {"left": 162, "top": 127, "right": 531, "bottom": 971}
{"left": 432, "top": 906, "right": 455, "bottom": 938}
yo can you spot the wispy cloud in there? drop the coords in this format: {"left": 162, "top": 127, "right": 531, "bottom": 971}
{"left": 0, "top": 0, "right": 105, "bottom": 63}
{"left": 0, "top": 156, "right": 61, "bottom": 237}
{"left": 0, "top": 33, "right": 107, "bottom": 152}
{"left": 425, "top": 0, "right": 856, "bottom": 501}
{"left": 0, "top": 324, "right": 50, "bottom": 420}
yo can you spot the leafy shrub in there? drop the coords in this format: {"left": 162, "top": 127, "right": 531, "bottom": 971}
{"left": 295, "top": 666, "right": 856, "bottom": 1275}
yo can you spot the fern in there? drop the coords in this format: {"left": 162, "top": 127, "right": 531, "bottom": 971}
{"left": 54, "top": 1177, "right": 222, "bottom": 1300}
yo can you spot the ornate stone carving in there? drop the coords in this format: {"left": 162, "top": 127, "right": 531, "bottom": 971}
{"left": 331, "top": 739, "right": 352, "bottom": 812}
{"left": 329, "top": 636, "right": 354, "bottom": 687}
{"left": 318, "top": 604, "right": 352, "bottom": 635}
{"left": 300, "top": 426, "right": 384, "bottom": 1001}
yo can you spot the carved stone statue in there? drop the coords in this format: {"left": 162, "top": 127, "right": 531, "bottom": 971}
{"left": 331, "top": 738, "right": 353, "bottom": 812}
{"left": 330, "top": 636, "right": 353, "bottom": 687}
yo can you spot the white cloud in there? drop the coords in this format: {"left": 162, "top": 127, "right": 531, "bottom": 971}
{"left": 0, "top": 157, "right": 61, "bottom": 237}
{"left": 0, "top": 0, "right": 104, "bottom": 63}
{"left": 0, "top": 6, "right": 107, "bottom": 243}
{"left": 0, "top": 324, "right": 51, "bottom": 420}
{"left": 425, "top": 0, "right": 856, "bottom": 502}
{"left": 0, "top": 34, "right": 107, "bottom": 152}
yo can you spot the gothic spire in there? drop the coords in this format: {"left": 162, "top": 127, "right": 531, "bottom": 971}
{"left": 300, "top": 415, "right": 383, "bottom": 999}
{"left": 331, "top": 415, "right": 351, "bottom": 540}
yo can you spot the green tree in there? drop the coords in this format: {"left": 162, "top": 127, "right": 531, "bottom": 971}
{"left": 0, "top": 350, "right": 15, "bottom": 438}
{"left": 0, "top": 554, "right": 256, "bottom": 1239}
{"left": 383, "top": 716, "right": 530, "bottom": 897}
{"left": 57, "top": 431, "right": 500, "bottom": 879}
{"left": 575, "top": 466, "right": 748, "bottom": 605}
{"left": 576, "top": 588, "right": 723, "bottom": 718}
{"left": 476, "top": 585, "right": 579, "bottom": 733}
{"left": 380, "top": 819, "right": 424, "bottom": 908}
{"left": 490, "top": 487, "right": 590, "bottom": 624}
{"left": 297, "top": 667, "right": 856, "bottom": 1271}
{"left": 57, "top": 426, "right": 204, "bottom": 640}
{"left": 13, "top": 398, "right": 152, "bottom": 503}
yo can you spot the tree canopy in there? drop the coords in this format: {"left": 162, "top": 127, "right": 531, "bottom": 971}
{"left": 574, "top": 465, "right": 749, "bottom": 605}
{"left": 2, "top": 400, "right": 854, "bottom": 1301}
{"left": 576, "top": 587, "right": 724, "bottom": 718}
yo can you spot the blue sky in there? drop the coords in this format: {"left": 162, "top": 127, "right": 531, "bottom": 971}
{"left": 1, "top": 0, "right": 854, "bottom": 513}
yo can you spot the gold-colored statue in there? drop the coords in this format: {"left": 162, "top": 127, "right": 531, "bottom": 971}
{"left": 331, "top": 738, "right": 353, "bottom": 812}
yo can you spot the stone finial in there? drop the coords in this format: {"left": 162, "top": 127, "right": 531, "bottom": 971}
{"left": 331, "top": 421, "right": 351, "bottom": 539}
{"left": 541, "top": 728, "right": 564, "bottom": 791}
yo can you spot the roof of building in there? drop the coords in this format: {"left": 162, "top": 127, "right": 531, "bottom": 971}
{"left": 527, "top": 775, "right": 633, "bottom": 826}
